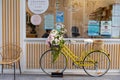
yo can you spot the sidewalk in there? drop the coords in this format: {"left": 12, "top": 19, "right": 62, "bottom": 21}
{"left": 0, "top": 72, "right": 120, "bottom": 80}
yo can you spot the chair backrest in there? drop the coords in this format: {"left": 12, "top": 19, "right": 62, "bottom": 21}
{"left": 0, "top": 43, "right": 22, "bottom": 64}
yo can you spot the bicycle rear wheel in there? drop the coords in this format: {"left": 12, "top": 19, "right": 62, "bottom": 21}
{"left": 40, "top": 50, "right": 67, "bottom": 76}
{"left": 83, "top": 50, "right": 110, "bottom": 77}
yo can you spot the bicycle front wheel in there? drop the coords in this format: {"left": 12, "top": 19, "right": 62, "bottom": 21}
{"left": 83, "top": 50, "right": 110, "bottom": 77}
{"left": 40, "top": 50, "right": 67, "bottom": 76}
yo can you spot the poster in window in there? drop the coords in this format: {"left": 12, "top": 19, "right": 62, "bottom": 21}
{"left": 56, "top": 11, "right": 64, "bottom": 23}
{"left": 28, "top": 0, "right": 49, "bottom": 14}
{"left": 88, "top": 20, "right": 100, "bottom": 36}
{"left": 44, "top": 14, "right": 54, "bottom": 29}
{"left": 100, "top": 21, "right": 111, "bottom": 35}
{"left": 31, "top": 15, "right": 41, "bottom": 25}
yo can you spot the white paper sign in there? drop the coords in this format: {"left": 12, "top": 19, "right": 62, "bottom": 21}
{"left": 28, "top": 0, "right": 49, "bottom": 14}
{"left": 100, "top": 21, "right": 112, "bottom": 35}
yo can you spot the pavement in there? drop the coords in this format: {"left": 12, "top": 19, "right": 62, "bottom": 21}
{"left": 0, "top": 72, "right": 120, "bottom": 80}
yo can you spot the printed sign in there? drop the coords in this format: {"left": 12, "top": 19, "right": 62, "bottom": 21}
{"left": 44, "top": 14, "right": 54, "bottom": 29}
{"left": 100, "top": 21, "right": 112, "bottom": 35}
{"left": 28, "top": 0, "right": 49, "bottom": 14}
{"left": 88, "top": 20, "right": 100, "bottom": 36}
{"left": 56, "top": 11, "right": 64, "bottom": 23}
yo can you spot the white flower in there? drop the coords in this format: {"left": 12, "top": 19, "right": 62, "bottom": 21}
{"left": 46, "top": 23, "right": 67, "bottom": 46}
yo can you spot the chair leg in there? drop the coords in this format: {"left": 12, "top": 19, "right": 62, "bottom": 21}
{"left": 18, "top": 61, "right": 22, "bottom": 74}
{"left": 14, "top": 63, "right": 16, "bottom": 80}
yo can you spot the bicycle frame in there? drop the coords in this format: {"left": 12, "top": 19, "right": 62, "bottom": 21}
{"left": 61, "top": 44, "right": 106, "bottom": 67}
{"left": 40, "top": 40, "right": 110, "bottom": 77}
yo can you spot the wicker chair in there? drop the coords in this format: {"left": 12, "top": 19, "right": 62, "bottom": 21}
{"left": 0, "top": 43, "right": 22, "bottom": 80}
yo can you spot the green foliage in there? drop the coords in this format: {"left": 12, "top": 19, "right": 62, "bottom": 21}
{"left": 47, "top": 23, "right": 66, "bottom": 63}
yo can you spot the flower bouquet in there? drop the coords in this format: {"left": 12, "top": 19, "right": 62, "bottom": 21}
{"left": 46, "top": 23, "right": 67, "bottom": 62}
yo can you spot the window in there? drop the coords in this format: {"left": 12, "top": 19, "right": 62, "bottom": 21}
{"left": 25, "top": 0, "right": 120, "bottom": 39}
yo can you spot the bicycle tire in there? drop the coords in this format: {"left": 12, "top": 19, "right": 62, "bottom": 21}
{"left": 83, "top": 50, "right": 110, "bottom": 77}
{"left": 40, "top": 50, "right": 67, "bottom": 76}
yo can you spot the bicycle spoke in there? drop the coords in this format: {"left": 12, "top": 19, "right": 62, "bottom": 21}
{"left": 40, "top": 50, "right": 67, "bottom": 76}
{"left": 83, "top": 51, "right": 110, "bottom": 77}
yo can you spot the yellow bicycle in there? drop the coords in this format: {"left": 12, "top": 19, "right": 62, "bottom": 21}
{"left": 40, "top": 39, "right": 110, "bottom": 77}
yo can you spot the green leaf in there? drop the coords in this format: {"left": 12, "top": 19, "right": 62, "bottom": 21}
{"left": 52, "top": 50, "right": 61, "bottom": 63}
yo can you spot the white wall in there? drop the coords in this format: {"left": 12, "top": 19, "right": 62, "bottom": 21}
{"left": 0, "top": 0, "right": 2, "bottom": 45}
{"left": 20, "top": 0, "right": 26, "bottom": 72}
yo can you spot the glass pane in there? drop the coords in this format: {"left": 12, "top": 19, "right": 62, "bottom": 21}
{"left": 26, "top": 0, "right": 120, "bottom": 39}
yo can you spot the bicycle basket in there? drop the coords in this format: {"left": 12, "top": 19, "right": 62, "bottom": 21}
{"left": 92, "top": 40, "right": 104, "bottom": 50}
